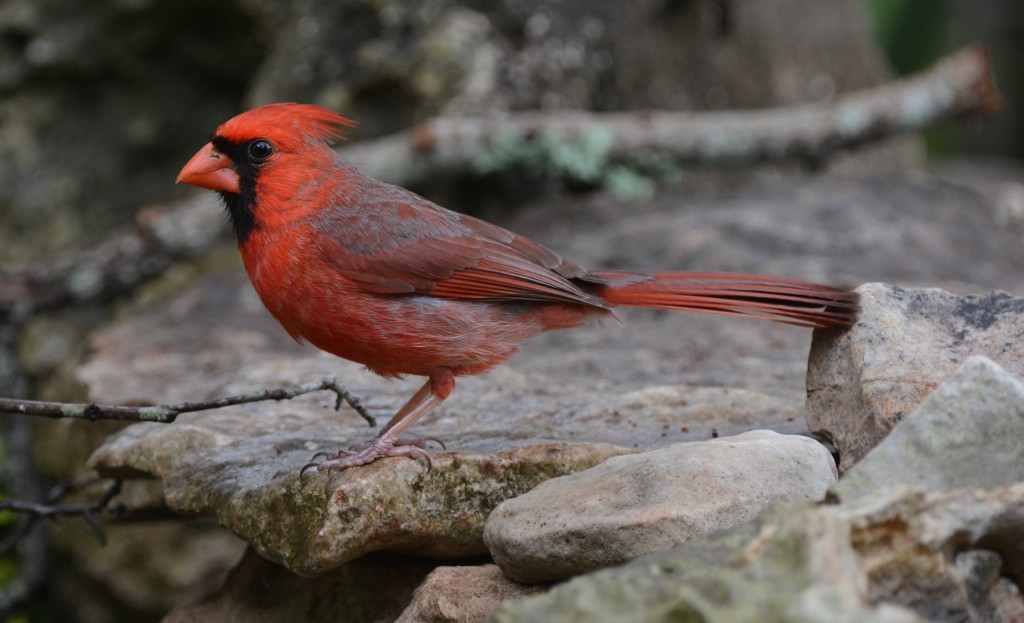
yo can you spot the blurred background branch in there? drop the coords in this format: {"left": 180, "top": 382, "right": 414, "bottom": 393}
{"left": 343, "top": 45, "right": 1000, "bottom": 189}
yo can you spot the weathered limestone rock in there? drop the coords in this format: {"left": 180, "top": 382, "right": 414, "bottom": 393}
{"left": 395, "top": 564, "right": 546, "bottom": 623}
{"left": 833, "top": 355, "right": 1024, "bottom": 501}
{"left": 807, "top": 284, "right": 1024, "bottom": 472}
{"left": 489, "top": 349, "right": 1024, "bottom": 622}
{"left": 484, "top": 430, "right": 836, "bottom": 583}
{"left": 90, "top": 421, "right": 628, "bottom": 576}
{"left": 70, "top": 170, "right": 1024, "bottom": 616}
{"left": 489, "top": 485, "right": 1024, "bottom": 623}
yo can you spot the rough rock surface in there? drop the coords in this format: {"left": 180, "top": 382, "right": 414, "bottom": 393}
{"left": 394, "top": 564, "right": 546, "bottom": 623}
{"left": 807, "top": 283, "right": 1024, "bottom": 472}
{"left": 483, "top": 430, "right": 836, "bottom": 583}
{"left": 833, "top": 356, "right": 1024, "bottom": 501}
{"left": 492, "top": 344, "right": 1024, "bottom": 623}
{"left": 490, "top": 484, "right": 1024, "bottom": 623}
{"left": 89, "top": 400, "right": 629, "bottom": 576}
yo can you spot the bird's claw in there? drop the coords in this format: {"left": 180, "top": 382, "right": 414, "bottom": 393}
{"left": 406, "top": 436, "right": 446, "bottom": 450}
{"left": 299, "top": 462, "right": 321, "bottom": 477}
{"left": 300, "top": 449, "right": 346, "bottom": 476}
{"left": 300, "top": 436, "right": 439, "bottom": 476}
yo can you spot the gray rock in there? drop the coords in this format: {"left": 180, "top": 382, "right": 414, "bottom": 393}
{"left": 484, "top": 430, "right": 836, "bottom": 583}
{"left": 807, "top": 284, "right": 1024, "bottom": 472}
{"left": 395, "top": 564, "right": 546, "bottom": 623}
{"left": 833, "top": 356, "right": 1024, "bottom": 502}
{"left": 489, "top": 484, "right": 1024, "bottom": 623}
{"left": 954, "top": 549, "right": 1019, "bottom": 623}
{"left": 988, "top": 575, "right": 1024, "bottom": 623}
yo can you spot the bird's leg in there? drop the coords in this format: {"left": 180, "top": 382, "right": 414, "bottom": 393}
{"left": 370, "top": 379, "right": 444, "bottom": 448}
{"left": 301, "top": 374, "right": 449, "bottom": 474}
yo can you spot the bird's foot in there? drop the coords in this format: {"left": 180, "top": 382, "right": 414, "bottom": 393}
{"left": 300, "top": 436, "right": 444, "bottom": 476}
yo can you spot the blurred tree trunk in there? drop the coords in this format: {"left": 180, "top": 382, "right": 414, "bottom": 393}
{"left": 249, "top": 0, "right": 899, "bottom": 127}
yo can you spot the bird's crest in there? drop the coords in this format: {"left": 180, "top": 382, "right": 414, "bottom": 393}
{"left": 215, "top": 103, "right": 357, "bottom": 151}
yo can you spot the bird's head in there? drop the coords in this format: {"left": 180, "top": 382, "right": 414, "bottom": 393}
{"left": 177, "top": 103, "right": 357, "bottom": 241}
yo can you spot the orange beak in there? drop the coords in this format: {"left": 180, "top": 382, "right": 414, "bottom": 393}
{"left": 176, "top": 142, "right": 241, "bottom": 194}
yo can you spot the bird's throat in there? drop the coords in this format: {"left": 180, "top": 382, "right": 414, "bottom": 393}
{"left": 219, "top": 187, "right": 258, "bottom": 244}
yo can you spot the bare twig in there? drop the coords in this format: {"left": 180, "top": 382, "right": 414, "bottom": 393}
{"left": 343, "top": 44, "right": 1001, "bottom": 187}
{"left": 0, "top": 480, "right": 124, "bottom": 550}
{"left": 0, "top": 403, "right": 45, "bottom": 620}
{"left": 0, "top": 379, "right": 374, "bottom": 613}
{"left": 0, "top": 479, "right": 123, "bottom": 616}
{"left": 0, "top": 378, "right": 375, "bottom": 427}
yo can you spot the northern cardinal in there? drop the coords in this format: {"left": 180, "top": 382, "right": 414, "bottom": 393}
{"left": 177, "top": 103, "right": 858, "bottom": 472}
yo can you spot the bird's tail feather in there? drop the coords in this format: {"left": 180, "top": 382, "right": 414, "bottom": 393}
{"left": 590, "top": 271, "right": 859, "bottom": 329}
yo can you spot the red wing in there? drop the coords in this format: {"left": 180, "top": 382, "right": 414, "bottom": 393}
{"left": 312, "top": 181, "right": 606, "bottom": 307}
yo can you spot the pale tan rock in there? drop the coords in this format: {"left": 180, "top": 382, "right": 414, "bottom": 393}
{"left": 833, "top": 356, "right": 1024, "bottom": 501}
{"left": 394, "top": 564, "right": 546, "bottom": 623}
{"left": 807, "top": 283, "right": 1024, "bottom": 472}
{"left": 990, "top": 577, "right": 1024, "bottom": 623}
{"left": 484, "top": 430, "right": 837, "bottom": 583}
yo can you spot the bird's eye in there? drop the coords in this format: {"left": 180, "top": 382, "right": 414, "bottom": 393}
{"left": 248, "top": 139, "right": 274, "bottom": 161}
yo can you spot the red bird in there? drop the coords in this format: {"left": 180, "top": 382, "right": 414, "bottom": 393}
{"left": 177, "top": 103, "right": 858, "bottom": 472}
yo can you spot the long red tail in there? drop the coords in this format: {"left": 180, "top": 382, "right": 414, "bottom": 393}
{"left": 589, "top": 271, "right": 858, "bottom": 329}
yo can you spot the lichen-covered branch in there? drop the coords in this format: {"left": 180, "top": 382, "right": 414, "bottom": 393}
{"left": 0, "top": 199, "right": 223, "bottom": 319}
{"left": 344, "top": 44, "right": 1001, "bottom": 187}
{"left": 0, "top": 378, "right": 375, "bottom": 427}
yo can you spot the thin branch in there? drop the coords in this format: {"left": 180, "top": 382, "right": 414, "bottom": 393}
{"left": 0, "top": 378, "right": 375, "bottom": 427}
{"left": 0, "top": 380, "right": 375, "bottom": 612}
{"left": 0, "top": 403, "right": 45, "bottom": 620}
{"left": 343, "top": 44, "right": 1001, "bottom": 187}
{"left": 0, "top": 480, "right": 124, "bottom": 549}
{"left": 0, "top": 479, "right": 124, "bottom": 616}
